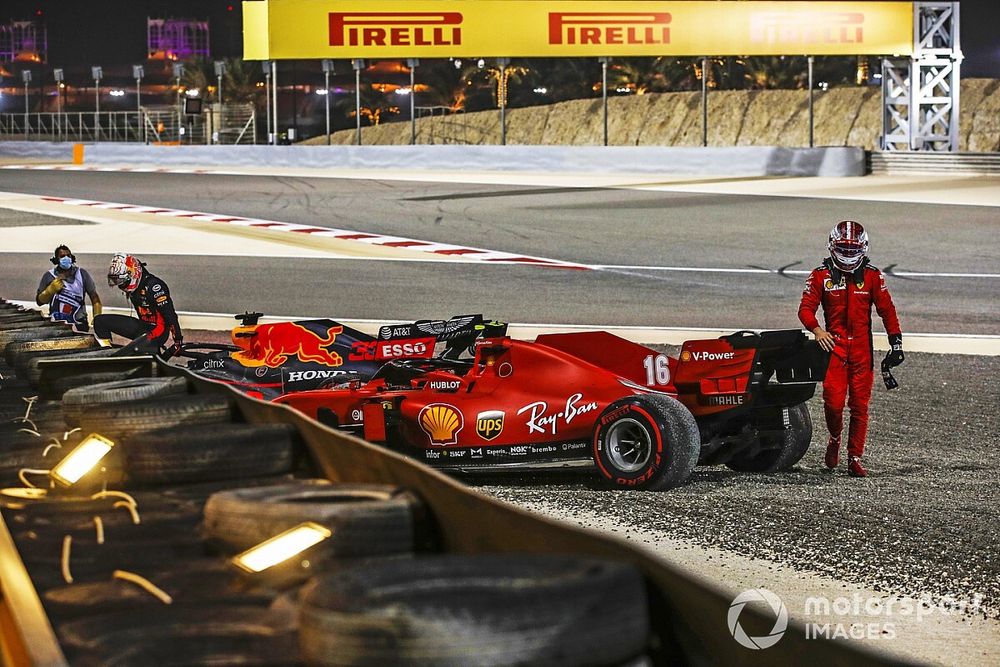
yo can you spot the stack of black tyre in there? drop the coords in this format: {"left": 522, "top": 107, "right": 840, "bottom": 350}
{"left": 0, "top": 299, "right": 654, "bottom": 667}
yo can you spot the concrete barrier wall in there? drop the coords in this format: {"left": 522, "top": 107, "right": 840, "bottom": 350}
{"left": 0, "top": 141, "right": 74, "bottom": 160}
{"left": 56, "top": 142, "right": 865, "bottom": 177}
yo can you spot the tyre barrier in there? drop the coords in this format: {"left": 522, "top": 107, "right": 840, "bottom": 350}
{"left": 0, "top": 297, "right": 897, "bottom": 667}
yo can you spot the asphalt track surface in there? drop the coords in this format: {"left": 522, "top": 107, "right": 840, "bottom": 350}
{"left": 0, "top": 170, "right": 997, "bottom": 335}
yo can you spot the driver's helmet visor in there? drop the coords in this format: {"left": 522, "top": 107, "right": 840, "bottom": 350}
{"left": 833, "top": 242, "right": 865, "bottom": 259}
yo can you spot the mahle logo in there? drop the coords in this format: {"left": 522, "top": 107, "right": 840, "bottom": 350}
{"left": 728, "top": 588, "right": 788, "bottom": 650}
{"left": 329, "top": 12, "right": 462, "bottom": 47}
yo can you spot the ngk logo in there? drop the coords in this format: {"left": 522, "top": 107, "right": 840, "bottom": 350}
{"left": 750, "top": 12, "right": 864, "bottom": 45}
{"left": 329, "top": 12, "right": 462, "bottom": 47}
{"left": 548, "top": 12, "right": 671, "bottom": 46}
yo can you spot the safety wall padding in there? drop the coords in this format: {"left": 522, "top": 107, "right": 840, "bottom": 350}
{"left": 79, "top": 142, "right": 865, "bottom": 177}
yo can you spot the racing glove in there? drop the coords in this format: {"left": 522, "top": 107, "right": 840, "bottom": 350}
{"left": 881, "top": 334, "right": 904, "bottom": 390}
{"left": 166, "top": 337, "right": 184, "bottom": 359}
{"left": 884, "top": 334, "right": 904, "bottom": 368}
{"left": 37, "top": 278, "right": 64, "bottom": 303}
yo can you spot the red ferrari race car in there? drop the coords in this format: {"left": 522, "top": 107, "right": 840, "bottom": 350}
{"left": 275, "top": 329, "right": 829, "bottom": 490}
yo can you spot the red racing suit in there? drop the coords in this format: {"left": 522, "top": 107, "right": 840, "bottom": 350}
{"left": 798, "top": 258, "right": 901, "bottom": 458}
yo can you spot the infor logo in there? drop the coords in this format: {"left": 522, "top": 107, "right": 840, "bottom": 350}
{"left": 728, "top": 588, "right": 788, "bottom": 650}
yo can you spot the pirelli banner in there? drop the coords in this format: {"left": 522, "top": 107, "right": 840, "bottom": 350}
{"left": 242, "top": 0, "right": 915, "bottom": 59}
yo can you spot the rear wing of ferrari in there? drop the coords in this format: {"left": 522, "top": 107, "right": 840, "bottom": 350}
{"left": 674, "top": 329, "right": 829, "bottom": 411}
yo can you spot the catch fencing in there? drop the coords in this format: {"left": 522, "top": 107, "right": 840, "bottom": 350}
{"left": 0, "top": 105, "right": 257, "bottom": 145}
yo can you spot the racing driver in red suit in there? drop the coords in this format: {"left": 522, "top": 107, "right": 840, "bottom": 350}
{"left": 798, "top": 221, "right": 903, "bottom": 477}
{"left": 94, "top": 253, "right": 183, "bottom": 355}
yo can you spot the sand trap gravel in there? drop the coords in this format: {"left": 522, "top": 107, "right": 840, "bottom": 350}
{"left": 517, "top": 500, "right": 999, "bottom": 666}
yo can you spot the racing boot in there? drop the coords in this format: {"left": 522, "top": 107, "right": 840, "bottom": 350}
{"left": 824, "top": 437, "right": 840, "bottom": 470}
{"left": 848, "top": 456, "right": 868, "bottom": 478}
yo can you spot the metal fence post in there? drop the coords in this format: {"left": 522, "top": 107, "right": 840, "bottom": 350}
{"left": 808, "top": 55, "right": 815, "bottom": 148}
{"left": 599, "top": 57, "right": 609, "bottom": 146}
{"left": 271, "top": 60, "right": 278, "bottom": 145}
{"left": 407, "top": 58, "right": 419, "bottom": 145}
{"left": 353, "top": 59, "right": 365, "bottom": 146}
{"left": 701, "top": 57, "right": 708, "bottom": 147}
{"left": 497, "top": 57, "right": 510, "bottom": 146}
{"left": 322, "top": 59, "right": 334, "bottom": 146}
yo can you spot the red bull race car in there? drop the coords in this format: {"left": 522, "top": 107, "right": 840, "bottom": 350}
{"left": 275, "top": 329, "right": 829, "bottom": 490}
{"left": 172, "top": 313, "right": 506, "bottom": 400}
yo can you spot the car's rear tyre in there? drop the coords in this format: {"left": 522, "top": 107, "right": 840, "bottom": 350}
{"left": 592, "top": 394, "right": 700, "bottom": 491}
{"left": 725, "top": 403, "right": 812, "bottom": 473}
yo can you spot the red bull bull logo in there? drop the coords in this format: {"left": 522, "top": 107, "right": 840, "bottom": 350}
{"left": 231, "top": 322, "right": 344, "bottom": 368}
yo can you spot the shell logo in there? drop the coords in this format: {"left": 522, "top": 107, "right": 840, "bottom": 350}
{"left": 418, "top": 403, "right": 464, "bottom": 446}
{"left": 680, "top": 350, "right": 692, "bottom": 362}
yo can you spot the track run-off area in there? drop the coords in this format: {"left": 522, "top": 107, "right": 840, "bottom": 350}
{"left": 1, "top": 163, "right": 998, "bottom": 664}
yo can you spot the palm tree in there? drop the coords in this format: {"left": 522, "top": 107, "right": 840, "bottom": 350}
{"left": 457, "top": 59, "right": 530, "bottom": 110}
{"left": 221, "top": 57, "right": 262, "bottom": 104}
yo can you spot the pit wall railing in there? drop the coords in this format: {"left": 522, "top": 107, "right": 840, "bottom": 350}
{"left": 0, "top": 353, "right": 912, "bottom": 667}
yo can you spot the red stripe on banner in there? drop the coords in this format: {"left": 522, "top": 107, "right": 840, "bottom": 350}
{"left": 144, "top": 209, "right": 172, "bottom": 214}
{"left": 41, "top": 197, "right": 65, "bottom": 202}
{"left": 289, "top": 228, "right": 330, "bottom": 234}
{"left": 175, "top": 213, "right": 206, "bottom": 218}
{"left": 380, "top": 241, "right": 430, "bottom": 247}
{"left": 433, "top": 248, "right": 485, "bottom": 255}
{"left": 248, "top": 222, "right": 283, "bottom": 227}
{"left": 211, "top": 217, "right": 248, "bottom": 222}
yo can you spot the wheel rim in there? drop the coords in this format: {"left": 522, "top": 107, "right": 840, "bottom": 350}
{"left": 606, "top": 417, "right": 652, "bottom": 473}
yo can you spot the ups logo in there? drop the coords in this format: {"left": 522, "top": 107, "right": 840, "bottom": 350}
{"left": 476, "top": 410, "right": 504, "bottom": 441}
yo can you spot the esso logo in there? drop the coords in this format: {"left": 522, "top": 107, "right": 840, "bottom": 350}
{"left": 379, "top": 341, "right": 427, "bottom": 359}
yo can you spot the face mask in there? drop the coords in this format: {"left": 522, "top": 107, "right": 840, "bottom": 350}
{"left": 58, "top": 256, "right": 73, "bottom": 270}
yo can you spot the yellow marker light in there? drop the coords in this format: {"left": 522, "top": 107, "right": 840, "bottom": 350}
{"left": 231, "top": 522, "right": 332, "bottom": 574}
{"left": 49, "top": 434, "right": 115, "bottom": 487}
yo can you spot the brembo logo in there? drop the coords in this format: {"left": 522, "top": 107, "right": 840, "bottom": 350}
{"left": 329, "top": 12, "right": 462, "bottom": 47}
{"left": 548, "top": 12, "right": 671, "bottom": 45}
{"left": 750, "top": 12, "right": 864, "bottom": 45}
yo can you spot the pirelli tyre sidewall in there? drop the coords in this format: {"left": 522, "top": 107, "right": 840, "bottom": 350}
{"left": 592, "top": 394, "right": 700, "bottom": 491}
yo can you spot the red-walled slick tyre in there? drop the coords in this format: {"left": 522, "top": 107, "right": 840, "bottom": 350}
{"left": 593, "top": 394, "right": 700, "bottom": 491}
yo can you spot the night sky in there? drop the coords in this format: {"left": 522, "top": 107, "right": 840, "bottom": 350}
{"left": 4, "top": 0, "right": 999, "bottom": 77}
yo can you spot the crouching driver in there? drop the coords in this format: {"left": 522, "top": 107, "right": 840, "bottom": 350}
{"left": 798, "top": 221, "right": 904, "bottom": 478}
{"left": 94, "top": 253, "right": 183, "bottom": 356}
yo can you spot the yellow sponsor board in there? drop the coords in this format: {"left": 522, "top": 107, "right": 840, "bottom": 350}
{"left": 244, "top": 1, "right": 914, "bottom": 59}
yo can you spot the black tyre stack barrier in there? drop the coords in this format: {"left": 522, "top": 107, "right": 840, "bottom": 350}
{"left": 0, "top": 298, "right": 900, "bottom": 667}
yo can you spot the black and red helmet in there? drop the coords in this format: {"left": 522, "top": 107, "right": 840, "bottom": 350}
{"left": 828, "top": 220, "right": 869, "bottom": 272}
